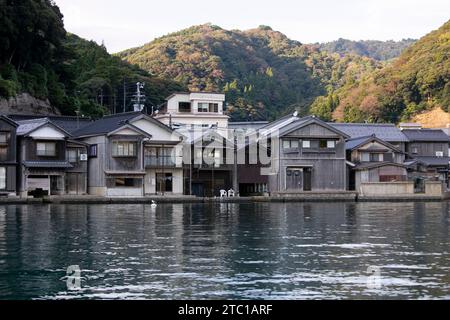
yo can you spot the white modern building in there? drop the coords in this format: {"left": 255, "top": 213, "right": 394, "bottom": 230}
{"left": 155, "top": 92, "right": 229, "bottom": 136}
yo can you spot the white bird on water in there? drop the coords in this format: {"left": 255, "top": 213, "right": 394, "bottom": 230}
{"left": 151, "top": 200, "right": 157, "bottom": 209}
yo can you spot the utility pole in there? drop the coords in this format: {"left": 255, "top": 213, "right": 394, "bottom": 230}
{"left": 132, "top": 82, "right": 146, "bottom": 112}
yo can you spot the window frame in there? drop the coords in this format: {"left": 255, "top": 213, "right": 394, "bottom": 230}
{"left": 88, "top": 144, "right": 98, "bottom": 158}
{"left": 302, "top": 140, "right": 311, "bottom": 149}
{"left": 36, "top": 142, "right": 57, "bottom": 157}
{"left": 0, "top": 132, "right": 9, "bottom": 145}
{"left": 66, "top": 149, "right": 79, "bottom": 163}
{"left": 178, "top": 102, "right": 192, "bottom": 113}
{"left": 197, "top": 102, "right": 209, "bottom": 113}
{"left": 112, "top": 141, "right": 137, "bottom": 158}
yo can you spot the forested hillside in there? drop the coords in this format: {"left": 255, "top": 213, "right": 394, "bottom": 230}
{"left": 310, "top": 20, "right": 450, "bottom": 123}
{"left": 317, "top": 38, "right": 416, "bottom": 61}
{"left": 0, "top": 0, "right": 183, "bottom": 117}
{"left": 118, "top": 24, "right": 381, "bottom": 120}
{"left": 1, "top": 1, "right": 448, "bottom": 123}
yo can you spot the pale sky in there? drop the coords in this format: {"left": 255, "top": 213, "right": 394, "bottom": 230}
{"left": 54, "top": 0, "right": 450, "bottom": 53}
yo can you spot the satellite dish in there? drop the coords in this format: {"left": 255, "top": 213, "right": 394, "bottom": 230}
{"left": 293, "top": 111, "right": 298, "bottom": 117}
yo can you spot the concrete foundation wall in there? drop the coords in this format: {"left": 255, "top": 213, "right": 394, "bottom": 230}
{"left": 88, "top": 187, "right": 107, "bottom": 196}
{"left": 425, "top": 181, "right": 444, "bottom": 196}
{"left": 359, "top": 182, "right": 414, "bottom": 195}
{"left": 106, "top": 188, "right": 143, "bottom": 197}
{"left": 359, "top": 181, "right": 445, "bottom": 197}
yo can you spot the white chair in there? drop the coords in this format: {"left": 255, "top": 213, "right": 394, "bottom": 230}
{"left": 220, "top": 189, "right": 227, "bottom": 198}
{"left": 228, "top": 189, "right": 235, "bottom": 197}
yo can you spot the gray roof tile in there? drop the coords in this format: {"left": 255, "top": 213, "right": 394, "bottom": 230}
{"left": 401, "top": 129, "right": 450, "bottom": 142}
{"left": 329, "top": 123, "right": 409, "bottom": 142}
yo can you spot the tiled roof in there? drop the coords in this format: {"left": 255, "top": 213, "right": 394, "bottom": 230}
{"left": 228, "top": 121, "right": 269, "bottom": 131}
{"left": 345, "top": 136, "right": 372, "bottom": 150}
{"left": 72, "top": 112, "right": 143, "bottom": 137}
{"left": 23, "top": 161, "right": 73, "bottom": 168}
{"left": 16, "top": 118, "right": 71, "bottom": 137}
{"left": 412, "top": 156, "right": 450, "bottom": 167}
{"left": 9, "top": 114, "right": 92, "bottom": 134}
{"left": 401, "top": 129, "right": 450, "bottom": 142}
{"left": 16, "top": 118, "right": 49, "bottom": 136}
{"left": 353, "top": 162, "right": 407, "bottom": 171}
{"left": 329, "top": 123, "right": 409, "bottom": 142}
{"left": 345, "top": 135, "right": 401, "bottom": 152}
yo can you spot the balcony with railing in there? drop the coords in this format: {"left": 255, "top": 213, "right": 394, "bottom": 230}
{"left": 144, "top": 147, "right": 177, "bottom": 168}
{"left": 145, "top": 155, "right": 176, "bottom": 167}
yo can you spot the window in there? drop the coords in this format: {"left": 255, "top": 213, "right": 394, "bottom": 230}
{"left": 198, "top": 102, "right": 219, "bottom": 113}
{"left": 302, "top": 140, "right": 311, "bottom": 148}
{"left": 283, "top": 140, "right": 299, "bottom": 149}
{"left": 436, "top": 151, "right": 444, "bottom": 157}
{"left": 209, "top": 103, "right": 219, "bottom": 113}
{"left": 67, "top": 149, "right": 78, "bottom": 163}
{"left": 88, "top": 144, "right": 98, "bottom": 157}
{"left": 179, "top": 102, "right": 191, "bottom": 113}
{"left": 36, "top": 142, "right": 56, "bottom": 156}
{"left": 115, "top": 178, "right": 140, "bottom": 187}
{"left": 0, "top": 167, "right": 5, "bottom": 190}
{"left": 384, "top": 153, "right": 393, "bottom": 162}
{"left": 198, "top": 103, "right": 209, "bottom": 112}
{"left": 319, "top": 140, "right": 327, "bottom": 149}
{"left": 0, "top": 146, "right": 7, "bottom": 161}
{"left": 0, "top": 132, "right": 9, "bottom": 144}
{"left": 112, "top": 141, "right": 137, "bottom": 157}
{"left": 327, "top": 140, "right": 336, "bottom": 148}
{"left": 411, "top": 147, "right": 418, "bottom": 154}
{"left": 370, "top": 153, "right": 382, "bottom": 162}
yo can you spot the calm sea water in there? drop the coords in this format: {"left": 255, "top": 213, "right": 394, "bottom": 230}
{"left": 0, "top": 202, "right": 449, "bottom": 300}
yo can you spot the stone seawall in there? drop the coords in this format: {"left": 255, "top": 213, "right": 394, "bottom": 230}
{"left": 1, "top": 192, "right": 448, "bottom": 204}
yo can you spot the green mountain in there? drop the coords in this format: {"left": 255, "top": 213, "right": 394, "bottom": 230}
{"left": 0, "top": 0, "right": 183, "bottom": 117}
{"left": 310, "top": 19, "right": 450, "bottom": 123}
{"left": 118, "top": 24, "right": 381, "bottom": 121}
{"left": 316, "top": 38, "right": 416, "bottom": 61}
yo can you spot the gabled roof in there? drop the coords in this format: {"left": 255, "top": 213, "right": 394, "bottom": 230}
{"left": 72, "top": 112, "right": 174, "bottom": 138}
{"left": 345, "top": 135, "right": 402, "bottom": 152}
{"left": 8, "top": 114, "right": 92, "bottom": 134}
{"left": 258, "top": 114, "right": 302, "bottom": 135}
{"left": 409, "top": 156, "right": 450, "bottom": 167}
{"left": 401, "top": 129, "right": 450, "bottom": 142}
{"left": 353, "top": 162, "right": 408, "bottom": 171}
{"left": 329, "top": 123, "right": 409, "bottom": 142}
{"left": 0, "top": 115, "right": 18, "bottom": 127}
{"left": 16, "top": 118, "right": 71, "bottom": 137}
{"left": 183, "top": 128, "right": 234, "bottom": 147}
{"left": 281, "top": 116, "right": 350, "bottom": 138}
{"left": 107, "top": 123, "right": 152, "bottom": 139}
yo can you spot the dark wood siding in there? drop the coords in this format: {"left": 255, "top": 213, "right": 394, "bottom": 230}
{"left": 408, "top": 142, "right": 448, "bottom": 157}
{"left": 23, "top": 138, "right": 66, "bottom": 161}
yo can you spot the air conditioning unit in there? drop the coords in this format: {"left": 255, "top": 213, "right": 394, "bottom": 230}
{"left": 436, "top": 151, "right": 444, "bottom": 157}
{"left": 80, "top": 154, "right": 88, "bottom": 161}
